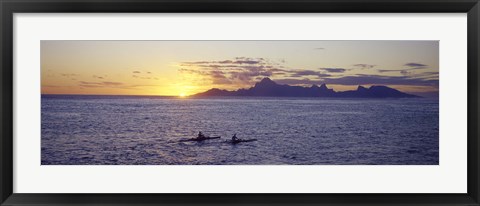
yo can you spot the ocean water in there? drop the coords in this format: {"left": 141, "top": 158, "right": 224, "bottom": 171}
{"left": 41, "top": 95, "right": 439, "bottom": 165}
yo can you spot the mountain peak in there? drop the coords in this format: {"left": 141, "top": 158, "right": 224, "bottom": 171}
{"left": 357, "top": 85, "right": 367, "bottom": 91}
{"left": 260, "top": 77, "right": 274, "bottom": 83}
{"left": 255, "top": 77, "right": 277, "bottom": 87}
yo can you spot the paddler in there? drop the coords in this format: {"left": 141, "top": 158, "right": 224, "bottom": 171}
{"left": 198, "top": 131, "right": 205, "bottom": 139}
{"left": 232, "top": 133, "right": 239, "bottom": 141}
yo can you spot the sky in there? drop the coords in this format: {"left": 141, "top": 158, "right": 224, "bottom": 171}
{"left": 41, "top": 40, "right": 439, "bottom": 97}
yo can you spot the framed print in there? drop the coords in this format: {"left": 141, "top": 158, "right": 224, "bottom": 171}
{"left": 1, "top": 0, "right": 479, "bottom": 205}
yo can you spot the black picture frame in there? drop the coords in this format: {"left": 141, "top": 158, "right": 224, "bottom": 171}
{"left": 1, "top": 0, "right": 479, "bottom": 205}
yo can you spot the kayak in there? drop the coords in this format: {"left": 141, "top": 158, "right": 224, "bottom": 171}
{"left": 179, "top": 136, "right": 221, "bottom": 142}
{"left": 226, "top": 139, "right": 257, "bottom": 144}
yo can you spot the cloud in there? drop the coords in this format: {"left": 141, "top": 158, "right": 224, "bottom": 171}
{"left": 402, "top": 62, "right": 429, "bottom": 71}
{"left": 179, "top": 57, "right": 438, "bottom": 89}
{"left": 418, "top": 71, "right": 439, "bottom": 76}
{"left": 378, "top": 69, "right": 418, "bottom": 75}
{"left": 322, "top": 74, "right": 438, "bottom": 86}
{"left": 289, "top": 70, "right": 331, "bottom": 78}
{"left": 378, "top": 69, "right": 403, "bottom": 73}
{"left": 102, "top": 81, "right": 123, "bottom": 86}
{"left": 275, "top": 78, "right": 324, "bottom": 85}
{"left": 78, "top": 81, "right": 159, "bottom": 89}
{"left": 353, "top": 64, "right": 376, "bottom": 69}
{"left": 79, "top": 81, "right": 124, "bottom": 88}
{"left": 132, "top": 71, "right": 154, "bottom": 79}
{"left": 60, "top": 73, "right": 78, "bottom": 78}
{"left": 314, "top": 47, "right": 325, "bottom": 50}
{"left": 132, "top": 75, "right": 152, "bottom": 79}
{"left": 410, "top": 71, "right": 439, "bottom": 78}
{"left": 180, "top": 57, "right": 338, "bottom": 86}
{"left": 378, "top": 63, "right": 431, "bottom": 74}
{"left": 180, "top": 57, "right": 286, "bottom": 85}
{"left": 320, "top": 68, "right": 346, "bottom": 73}
{"left": 273, "top": 75, "right": 437, "bottom": 87}
{"left": 93, "top": 75, "right": 104, "bottom": 79}
{"left": 405, "top": 63, "right": 427, "bottom": 67}
{"left": 209, "top": 70, "right": 232, "bottom": 84}
{"left": 182, "top": 57, "right": 264, "bottom": 66}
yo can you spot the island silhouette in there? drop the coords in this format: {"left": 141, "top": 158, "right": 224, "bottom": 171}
{"left": 193, "top": 77, "right": 419, "bottom": 98}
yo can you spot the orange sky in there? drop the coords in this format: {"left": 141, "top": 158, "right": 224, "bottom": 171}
{"left": 41, "top": 41, "right": 439, "bottom": 96}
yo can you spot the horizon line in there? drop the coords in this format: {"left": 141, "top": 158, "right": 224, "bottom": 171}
{"left": 41, "top": 78, "right": 438, "bottom": 97}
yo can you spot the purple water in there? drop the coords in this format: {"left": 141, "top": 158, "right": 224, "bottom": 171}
{"left": 41, "top": 95, "right": 439, "bottom": 165}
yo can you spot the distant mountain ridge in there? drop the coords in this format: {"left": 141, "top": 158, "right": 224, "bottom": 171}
{"left": 193, "top": 78, "right": 419, "bottom": 98}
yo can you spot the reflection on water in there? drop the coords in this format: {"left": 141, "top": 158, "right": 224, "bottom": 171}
{"left": 41, "top": 95, "right": 439, "bottom": 165}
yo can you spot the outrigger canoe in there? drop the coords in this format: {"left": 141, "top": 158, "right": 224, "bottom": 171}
{"left": 179, "top": 136, "right": 221, "bottom": 142}
{"left": 226, "top": 139, "right": 257, "bottom": 144}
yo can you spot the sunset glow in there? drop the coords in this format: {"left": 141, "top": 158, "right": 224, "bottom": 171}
{"left": 41, "top": 41, "right": 439, "bottom": 97}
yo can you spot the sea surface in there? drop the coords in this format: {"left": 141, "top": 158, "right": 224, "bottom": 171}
{"left": 41, "top": 95, "right": 439, "bottom": 165}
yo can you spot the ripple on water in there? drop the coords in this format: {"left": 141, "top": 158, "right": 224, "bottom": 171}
{"left": 41, "top": 96, "right": 439, "bottom": 165}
